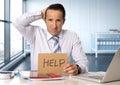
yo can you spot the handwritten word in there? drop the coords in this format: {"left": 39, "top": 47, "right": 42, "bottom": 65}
{"left": 43, "top": 59, "right": 65, "bottom": 68}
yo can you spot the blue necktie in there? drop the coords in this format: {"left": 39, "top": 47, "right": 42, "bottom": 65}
{"left": 52, "top": 36, "right": 61, "bottom": 53}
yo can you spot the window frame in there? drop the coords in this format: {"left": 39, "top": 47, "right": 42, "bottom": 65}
{"left": 0, "top": 0, "right": 25, "bottom": 70}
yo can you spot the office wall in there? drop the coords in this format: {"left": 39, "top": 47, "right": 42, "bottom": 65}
{"left": 26, "top": 0, "right": 120, "bottom": 53}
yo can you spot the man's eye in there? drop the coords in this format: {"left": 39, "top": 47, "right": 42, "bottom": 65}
{"left": 48, "top": 19, "right": 52, "bottom": 21}
{"left": 57, "top": 19, "right": 61, "bottom": 22}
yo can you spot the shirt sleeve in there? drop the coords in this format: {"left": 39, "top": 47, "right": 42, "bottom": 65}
{"left": 12, "top": 11, "right": 42, "bottom": 44}
{"left": 71, "top": 33, "right": 89, "bottom": 73}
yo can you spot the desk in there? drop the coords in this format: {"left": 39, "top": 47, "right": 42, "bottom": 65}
{"left": 0, "top": 75, "right": 120, "bottom": 85}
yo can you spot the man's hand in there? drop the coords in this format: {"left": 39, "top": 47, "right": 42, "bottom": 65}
{"left": 41, "top": 9, "right": 46, "bottom": 20}
{"left": 63, "top": 63, "right": 80, "bottom": 75}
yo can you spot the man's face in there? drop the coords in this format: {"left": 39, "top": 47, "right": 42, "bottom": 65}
{"left": 45, "top": 9, "right": 65, "bottom": 36}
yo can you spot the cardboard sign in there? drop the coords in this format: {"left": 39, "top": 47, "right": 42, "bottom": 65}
{"left": 38, "top": 53, "right": 68, "bottom": 74}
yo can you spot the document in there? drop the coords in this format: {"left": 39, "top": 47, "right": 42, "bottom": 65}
{"left": 30, "top": 70, "right": 64, "bottom": 81}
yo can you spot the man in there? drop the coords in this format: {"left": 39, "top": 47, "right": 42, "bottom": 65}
{"left": 13, "top": 3, "right": 88, "bottom": 75}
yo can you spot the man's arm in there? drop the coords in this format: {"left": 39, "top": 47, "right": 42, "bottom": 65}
{"left": 71, "top": 33, "right": 89, "bottom": 73}
{"left": 12, "top": 11, "right": 43, "bottom": 43}
{"left": 63, "top": 32, "right": 88, "bottom": 75}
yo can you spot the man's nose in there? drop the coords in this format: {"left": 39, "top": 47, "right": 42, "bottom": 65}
{"left": 53, "top": 21, "right": 57, "bottom": 28}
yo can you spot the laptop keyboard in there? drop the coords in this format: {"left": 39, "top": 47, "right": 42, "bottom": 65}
{"left": 88, "top": 75, "right": 103, "bottom": 80}
{"left": 84, "top": 72, "right": 105, "bottom": 80}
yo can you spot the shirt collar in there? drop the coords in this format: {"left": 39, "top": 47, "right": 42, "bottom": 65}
{"left": 46, "top": 30, "right": 63, "bottom": 41}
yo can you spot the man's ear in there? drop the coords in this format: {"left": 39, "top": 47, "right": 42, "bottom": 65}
{"left": 63, "top": 19, "right": 65, "bottom": 24}
{"left": 44, "top": 19, "right": 46, "bottom": 23}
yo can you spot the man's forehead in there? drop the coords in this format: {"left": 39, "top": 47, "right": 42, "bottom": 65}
{"left": 46, "top": 10, "right": 63, "bottom": 18}
{"left": 46, "top": 9, "right": 62, "bottom": 13}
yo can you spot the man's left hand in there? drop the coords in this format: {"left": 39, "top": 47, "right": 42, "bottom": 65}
{"left": 63, "top": 63, "right": 79, "bottom": 75}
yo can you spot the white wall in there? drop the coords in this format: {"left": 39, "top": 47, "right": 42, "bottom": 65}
{"left": 26, "top": 0, "right": 120, "bottom": 53}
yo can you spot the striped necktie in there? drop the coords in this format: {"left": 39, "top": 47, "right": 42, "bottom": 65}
{"left": 52, "top": 36, "right": 61, "bottom": 53}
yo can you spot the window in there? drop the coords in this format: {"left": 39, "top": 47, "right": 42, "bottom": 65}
{"left": 10, "top": 0, "right": 23, "bottom": 57}
{"left": 0, "top": 0, "right": 24, "bottom": 70}
{"left": 0, "top": 0, "right": 4, "bottom": 62}
{"left": 0, "top": 0, "right": 4, "bottom": 19}
{"left": 0, "top": 22, "right": 4, "bottom": 63}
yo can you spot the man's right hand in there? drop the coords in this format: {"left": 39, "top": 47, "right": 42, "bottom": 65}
{"left": 41, "top": 9, "right": 46, "bottom": 20}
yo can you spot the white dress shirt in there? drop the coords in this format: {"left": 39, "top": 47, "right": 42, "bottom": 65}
{"left": 13, "top": 11, "right": 89, "bottom": 73}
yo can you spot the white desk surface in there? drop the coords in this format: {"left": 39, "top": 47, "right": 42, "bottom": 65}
{"left": 0, "top": 75, "right": 120, "bottom": 85}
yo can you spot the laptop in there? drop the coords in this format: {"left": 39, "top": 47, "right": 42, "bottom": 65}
{"left": 73, "top": 48, "right": 120, "bottom": 83}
